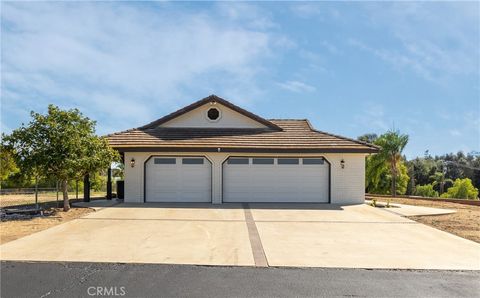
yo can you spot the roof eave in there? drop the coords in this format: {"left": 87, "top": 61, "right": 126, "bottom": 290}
{"left": 109, "top": 145, "right": 379, "bottom": 154}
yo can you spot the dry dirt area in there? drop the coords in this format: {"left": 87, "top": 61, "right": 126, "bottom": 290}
{"left": 0, "top": 207, "right": 93, "bottom": 244}
{"left": 0, "top": 192, "right": 105, "bottom": 208}
{"left": 384, "top": 198, "right": 480, "bottom": 243}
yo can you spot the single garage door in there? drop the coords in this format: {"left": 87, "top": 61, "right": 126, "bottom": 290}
{"left": 223, "top": 157, "right": 329, "bottom": 203}
{"left": 145, "top": 156, "right": 211, "bottom": 202}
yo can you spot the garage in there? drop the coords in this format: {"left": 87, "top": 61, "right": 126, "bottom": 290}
{"left": 145, "top": 156, "right": 212, "bottom": 202}
{"left": 110, "top": 95, "right": 378, "bottom": 204}
{"left": 223, "top": 157, "right": 330, "bottom": 203}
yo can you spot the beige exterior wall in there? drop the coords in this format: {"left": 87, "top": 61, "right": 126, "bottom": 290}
{"left": 124, "top": 152, "right": 367, "bottom": 205}
{"left": 329, "top": 154, "right": 366, "bottom": 204}
{"left": 161, "top": 102, "right": 268, "bottom": 129}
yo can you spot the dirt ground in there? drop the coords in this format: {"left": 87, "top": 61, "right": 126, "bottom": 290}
{"left": 0, "top": 207, "right": 93, "bottom": 244}
{"left": 384, "top": 198, "right": 480, "bottom": 243}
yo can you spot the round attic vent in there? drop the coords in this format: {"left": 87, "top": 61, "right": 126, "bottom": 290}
{"left": 207, "top": 107, "right": 221, "bottom": 121}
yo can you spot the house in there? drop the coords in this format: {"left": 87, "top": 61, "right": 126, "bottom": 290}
{"left": 107, "top": 95, "right": 379, "bottom": 204}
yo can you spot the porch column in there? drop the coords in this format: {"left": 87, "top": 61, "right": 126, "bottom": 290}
{"left": 106, "top": 167, "right": 112, "bottom": 200}
{"left": 83, "top": 174, "right": 90, "bottom": 202}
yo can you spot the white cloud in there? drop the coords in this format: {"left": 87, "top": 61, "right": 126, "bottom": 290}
{"left": 290, "top": 3, "right": 322, "bottom": 18}
{"left": 355, "top": 103, "right": 389, "bottom": 131}
{"left": 448, "top": 129, "right": 462, "bottom": 137}
{"left": 320, "top": 41, "right": 339, "bottom": 55}
{"left": 216, "top": 2, "right": 276, "bottom": 30}
{"left": 352, "top": 2, "right": 479, "bottom": 82}
{"left": 1, "top": 2, "right": 283, "bottom": 134}
{"left": 348, "top": 38, "right": 437, "bottom": 82}
{"left": 290, "top": 3, "right": 340, "bottom": 20}
{"left": 277, "top": 80, "right": 316, "bottom": 93}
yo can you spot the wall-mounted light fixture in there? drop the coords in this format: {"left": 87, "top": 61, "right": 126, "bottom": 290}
{"left": 130, "top": 158, "right": 136, "bottom": 168}
{"left": 340, "top": 159, "right": 345, "bottom": 169}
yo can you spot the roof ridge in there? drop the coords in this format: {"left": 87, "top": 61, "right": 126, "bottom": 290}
{"left": 268, "top": 118, "right": 308, "bottom": 121}
{"left": 304, "top": 119, "right": 380, "bottom": 150}
{"left": 147, "top": 127, "right": 269, "bottom": 131}
{"left": 137, "top": 95, "right": 282, "bottom": 131}
{"left": 104, "top": 95, "right": 283, "bottom": 137}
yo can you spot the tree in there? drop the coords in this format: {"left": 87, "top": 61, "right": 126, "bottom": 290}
{"left": 357, "top": 133, "right": 378, "bottom": 144}
{"left": 90, "top": 172, "right": 107, "bottom": 192}
{"left": 429, "top": 171, "right": 453, "bottom": 195}
{"left": 366, "top": 157, "right": 409, "bottom": 195}
{"left": 111, "top": 163, "right": 124, "bottom": 180}
{"left": 441, "top": 178, "right": 479, "bottom": 200}
{"left": 4, "top": 105, "right": 118, "bottom": 211}
{"left": 414, "top": 184, "right": 439, "bottom": 198}
{"left": 0, "top": 144, "right": 19, "bottom": 183}
{"left": 367, "top": 130, "right": 409, "bottom": 196}
{"left": 406, "top": 162, "right": 415, "bottom": 195}
{"left": 406, "top": 157, "right": 439, "bottom": 187}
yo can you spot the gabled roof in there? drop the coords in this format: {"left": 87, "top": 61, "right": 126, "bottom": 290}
{"left": 107, "top": 117, "right": 380, "bottom": 154}
{"left": 138, "top": 95, "right": 282, "bottom": 131}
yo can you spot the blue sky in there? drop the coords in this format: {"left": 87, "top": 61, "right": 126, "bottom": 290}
{"left": 1, "top": 1, "right": 479, "bottom": 159}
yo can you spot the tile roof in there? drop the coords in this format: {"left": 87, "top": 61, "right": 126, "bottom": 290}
{"left": 107, "top": 119, "right": 379, "bottom": 153}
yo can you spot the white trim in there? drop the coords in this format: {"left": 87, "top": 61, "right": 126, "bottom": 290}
{"left": 205, "top": 107, "right": 222, "bottom": 122}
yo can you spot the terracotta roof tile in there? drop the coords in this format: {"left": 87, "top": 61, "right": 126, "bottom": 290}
{"left": 107, "top": 119, "right": 379, "bottom": 153}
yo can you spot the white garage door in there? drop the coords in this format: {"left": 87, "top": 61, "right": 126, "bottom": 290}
{"left": 223, "top": 157, "right": 329, "bottom": 203}
{"left": 145, "top": 156, "right": 211, "bottom": 202}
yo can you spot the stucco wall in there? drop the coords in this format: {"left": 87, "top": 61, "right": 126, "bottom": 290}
{"left": 124, "top": 152, "right": 367, "bottom": 205}
{"left": 329, "top": 154, "right": 366, "bottom": 204}
{"left": 161, "top": 102, "right": 268, "bottom": 129}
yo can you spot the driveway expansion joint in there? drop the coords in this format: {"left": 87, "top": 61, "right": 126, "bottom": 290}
{"left": 78, "top": 218, "right": 246, "bottom": 222}
{"left": 242, "top": 203, "right": 268, "bottom": 267}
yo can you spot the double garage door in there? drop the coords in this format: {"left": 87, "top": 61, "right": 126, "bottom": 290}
{"left": 145, "top": 156, "right": 329, "bottom": 203}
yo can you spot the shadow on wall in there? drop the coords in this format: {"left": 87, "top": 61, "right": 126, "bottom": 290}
{"left": 111, "top": 202, "right": 345, "bottom": 211}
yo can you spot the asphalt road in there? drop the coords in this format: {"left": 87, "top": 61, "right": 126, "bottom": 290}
{"left": 1, "top": 261, "right": 479, "bottom": 298}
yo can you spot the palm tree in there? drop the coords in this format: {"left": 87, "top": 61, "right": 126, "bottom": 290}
{"left": 430, "top": 171, "right": 453, "bottom": 195}
{"left": 375, "top": 130, "right": 409, "bottom": 197}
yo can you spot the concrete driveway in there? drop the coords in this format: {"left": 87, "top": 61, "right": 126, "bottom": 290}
{"left": 1, "top": 203, "right": 479, "bottom": 270}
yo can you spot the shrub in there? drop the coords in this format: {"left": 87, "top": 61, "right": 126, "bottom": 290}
{"left": 441, "top": 178, "right": 479, "bottom": 200}
{"left": 414, "top": 184, "right": 439, "bottom": 198}
{"left": 90, "top": 174, "right": 107, "bottom": 192}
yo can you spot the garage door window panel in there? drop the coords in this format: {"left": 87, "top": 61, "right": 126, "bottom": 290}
{"left": 303, "top": 158, "right": 325, "bottom": 165}
{"left": 278, "top": 158, "right": 299, "bottom": 165}
{"left": 227, "top": 158, "right": 249, "bottom": 165}
{"left": 252, "top": 158, "right": 274, "bottom": 165}
{"left": 154, "top": 158, "right": 176, "bottom": 164}
{"left": 182, "top": 158, "right": 204, "bottom": 164}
